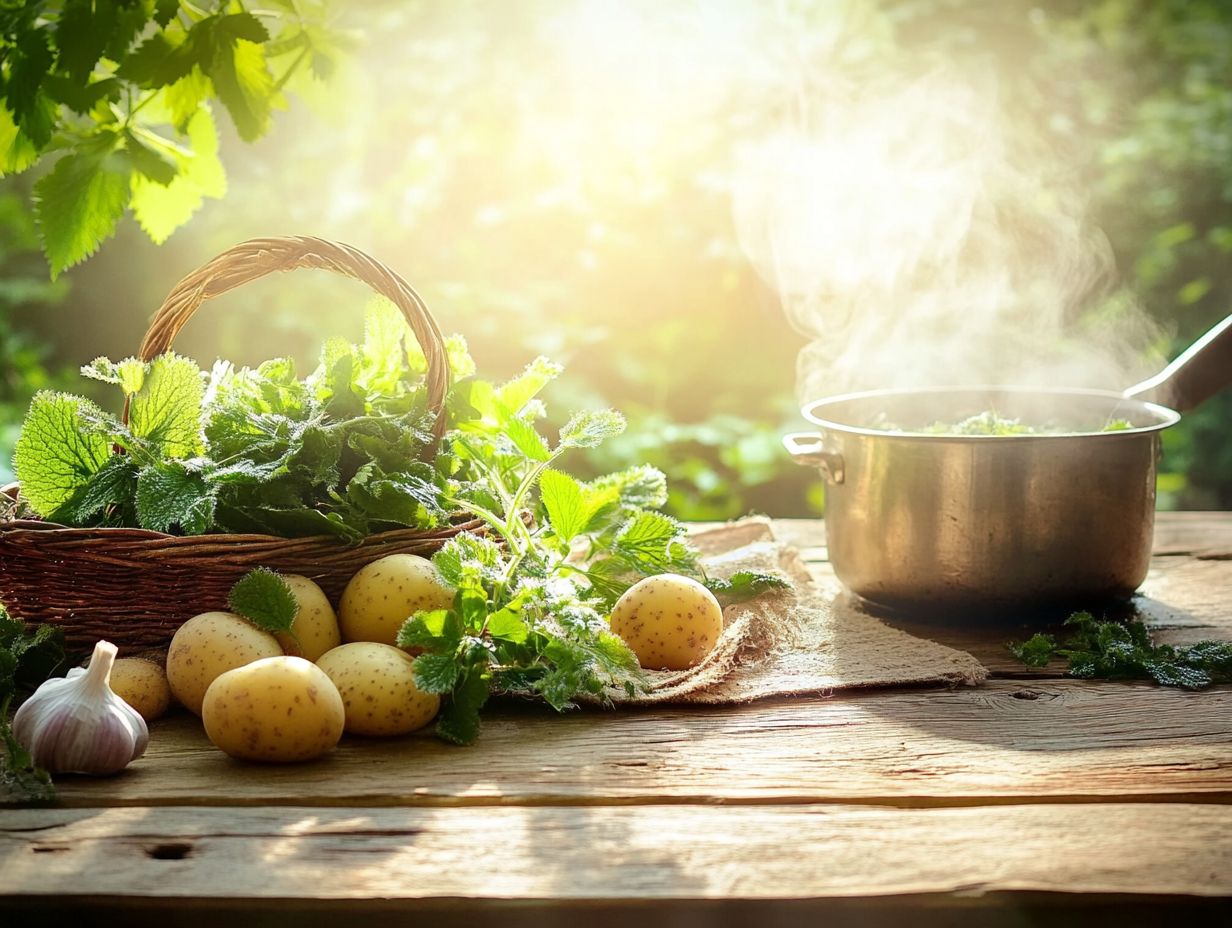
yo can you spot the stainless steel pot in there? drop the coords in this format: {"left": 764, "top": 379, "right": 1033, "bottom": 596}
{"left": 783, "top": 313, "right": 1232, "bottom": 610}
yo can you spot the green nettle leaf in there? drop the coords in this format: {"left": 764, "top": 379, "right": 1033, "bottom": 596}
{"left": 503, "top": 415, "right": 551, "bottom": 462}
{"left": 135, "top": 462, "right": 216, "bottom": 534}
{"left": 540, "top": 468, "right": 617, "bottom": 542}
{"left": 117, "top": 32, "right": 196, "bottom": 87}
{"left": 496, "top": 356, "right": 563, "bottom": 414}
{"left": 131, "top": 106, "right": 227, "bottom": 245}
{"left": 444, "top": 335, "right": 476, "bottom": 379}
{"left": 57, "top": 454, "right": 138, "bottom": 524}
{"left": 228, "top": 568, "right": 298, "bottom": 636}
{"left": 208, "top": 29, "right": 275, "bottom": 143}
{"left": 128, "top": 353, "right": 205, "bottom": 457}
{"left": 590, "top": 464, "right": 668, "bottom": 510}
{"left": 33, "top": 138, "right": 133, "bottom": 277}
{"left": 413, "top": 652, "right": 462, "bottom": 695}
{"left": 42, "top": 75, "right": 121, "bottom": 115}
{"left": 1007, "top": 612, "right": 1232, "bottom": 689}
{"left": 614, "top": 510, "right": 692, "bottom": 573}
{"left": 13, "top": 392, "right": 112, "bottom": 517}
{"left": 558, "top": 409, "right": 626, "bottom": 450}
{"left": 154, "top": 0, "right": 181, "bottom": 28}
{"left": 705, "top": 571, "right": 792, "bottom": 603}
{"left": 163, "top": 68, "right": 213, "bottom": 131}
{"left": 81, "top": 356, "right": 148, "bottom": 394}
{"left": 55, "top": 0, "right": 115, "bottom": 83}
{"left": 397, "top": 609, "right": 463, "bottom": 651}
{"left": 123, "top": 129, "right": 180, "bottom": 186}
{"left": 7, "top": 28, "right": 55, "bottom": 146}
{"left": 0, "top": 105, "right": 42, "bottom": 176}
{"left": 433, "top": 533, "right": 504, "bottom": 588}
{"left": 485, "top": 609, "right": 528, "bottom": 644}
{"left": 435, "top": 666, "right": 491, "bottom": 746}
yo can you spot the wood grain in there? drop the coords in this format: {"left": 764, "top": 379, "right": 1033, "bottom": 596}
{"left": 771, "top": 517, "right": 1232, "bottom": 675}
{"left": 3, "top": 803, "right": 1230, "bottom": 902}
{"left": 45, "top": 679, "right": 1232, "bottom": 808}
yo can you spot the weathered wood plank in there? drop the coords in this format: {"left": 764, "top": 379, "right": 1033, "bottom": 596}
{"left": 43, "top": 680, "right": 1232, "bottom": 808}
{"left": 770, "top": 516, "right": 1232, "bottom": 675}
{"left": 3, "top": 803, "right": 1230, "bottom": 903}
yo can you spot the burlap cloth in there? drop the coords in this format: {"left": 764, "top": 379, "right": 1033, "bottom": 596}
{"left": 611, "top": 518, "right": 987, "bottom": 704}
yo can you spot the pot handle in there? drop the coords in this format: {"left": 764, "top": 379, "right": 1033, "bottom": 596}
{"left": 782, "top": 432, "right": 845, "bottom": 484}
{"left": 1123, "top": 312, "right": 1232, "bottom": 412}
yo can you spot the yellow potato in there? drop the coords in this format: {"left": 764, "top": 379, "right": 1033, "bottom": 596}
{"left": 202, "top": 656, "right": 345, "bottom": 763}
{"left": 609, "top": 574, "right": 724, "bottom": 671}
{"left": 107, "top": 657, "right": 172, "bottom": 722}
{"left": 339, "top": 554, "right": 453, "bottom": 646}
{"left": 317, "top": 642, "right": 440, "bottom": 736}
{"left": 165, "top": 612, "right": 282, "bottom": 716}
{"left": 275, "top": 574, "right": 342, "bottom": 662}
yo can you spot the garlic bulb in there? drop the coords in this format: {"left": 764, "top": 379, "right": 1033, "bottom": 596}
{"left": 13, "top": 640, "right": 149, "bottom": 775}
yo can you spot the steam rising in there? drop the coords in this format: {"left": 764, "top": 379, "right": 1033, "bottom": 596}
{"left": 733, "top": 73, "right": 1165, "bottom": 404}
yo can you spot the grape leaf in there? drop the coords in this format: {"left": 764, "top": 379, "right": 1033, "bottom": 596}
{"left": 229, "top": 568, "right": 298, "bottom": 635}
{"left": 13, "top": 392, "right": 112, "bottom": 517}
{"left": 33, "top": 137, "right": 133, "bottom": 277}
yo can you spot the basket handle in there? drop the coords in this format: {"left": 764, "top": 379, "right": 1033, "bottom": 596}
{"left": 130, "top": 235, "right": 451, "bottom": 441}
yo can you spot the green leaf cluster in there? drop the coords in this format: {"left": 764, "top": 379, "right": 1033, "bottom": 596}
{"left": 0, "top": 606, "right": 65, "bottom": 802}
{"left": 9, "top": 298, "right": 790, "bottom": 745}
{"left": 1, "top": 1, "right": 348, "bottom": 275}
{"left": 1008, "top": 611, "right": 1232, "bottom": 690}
{"left": 13, "top": 300, "right": 452, "bottom": 541}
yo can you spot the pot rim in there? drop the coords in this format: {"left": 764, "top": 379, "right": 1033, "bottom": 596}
{"left": 800, "top": 385, "right": 1181, "bottom": 441}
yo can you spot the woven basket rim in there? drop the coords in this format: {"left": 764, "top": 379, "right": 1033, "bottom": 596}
{"left": 0, "top": 512, "right": 490, "bottom": 544}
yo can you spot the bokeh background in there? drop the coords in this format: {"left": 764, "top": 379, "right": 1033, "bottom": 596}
{"left": 2, "top": 0, "right": 1230, "bottom": 517}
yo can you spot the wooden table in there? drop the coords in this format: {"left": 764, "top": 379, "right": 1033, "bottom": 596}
{"left": 3, "top": 514, "right": 1232, "bottom": 926}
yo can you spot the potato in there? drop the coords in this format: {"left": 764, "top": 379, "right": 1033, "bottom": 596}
{"left": 339, "top": 554, "right": 453, "bottom": 646}
{"left": 275, "top": 574, "right": 342, "bottom": 662}
{"left": 316, "top": 642, "right": 440, "bottom": 736}
{"left": 165, "top": 612, "right": 282, "bottom": 716}
{"left": 107, "top": 657, "right": 172, "bottom": 722}
{"left": 609, "top": 574, "right": 724, "bottom": 671}
{"left": 201, "top": 656, "right": 345, "bottom": 763}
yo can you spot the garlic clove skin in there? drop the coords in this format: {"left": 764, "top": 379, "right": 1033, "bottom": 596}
{"left": 13, "top": 640, "right": 149, "bottom": 776}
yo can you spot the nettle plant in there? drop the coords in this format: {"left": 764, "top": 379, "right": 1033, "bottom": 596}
{"left": 0, "top": 1, "right": 346, "bottom": 275}
{"left": 11, "top": 298, "right": 789, "bottom": 743}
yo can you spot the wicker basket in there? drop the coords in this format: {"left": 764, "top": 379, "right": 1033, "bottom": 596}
{"left": 0, "top": 235, "right": 489, "bottom": 653}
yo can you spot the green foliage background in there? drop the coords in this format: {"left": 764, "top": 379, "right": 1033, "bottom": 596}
{"left": 1, "top": 0, "right": 1230, "bottom": 514}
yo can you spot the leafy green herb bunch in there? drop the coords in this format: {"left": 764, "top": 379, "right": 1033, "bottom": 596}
{"left": 10, "top": 298, "right": 786, "bottom": 743}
